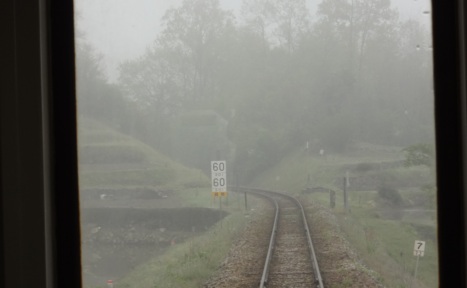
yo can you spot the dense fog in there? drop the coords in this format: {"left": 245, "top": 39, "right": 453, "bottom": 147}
{"left": 76, "top": 1, "right": 436, "bottom": 287}
{"left": 76, "top": 0, "right": 433, "bottom": 179}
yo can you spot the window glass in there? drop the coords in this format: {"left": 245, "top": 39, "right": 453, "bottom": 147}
{"left": 75, "top": 0, "right": 436, "bottom": 287}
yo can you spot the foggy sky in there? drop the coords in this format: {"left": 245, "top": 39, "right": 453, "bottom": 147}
{"left": 75, "top": 0, "right": 432, "bottom": 82}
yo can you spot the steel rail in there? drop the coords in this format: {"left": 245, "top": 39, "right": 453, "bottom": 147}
{"left": 230, "top": 186, "right": 324, "bottom": 288}
{"left": 230, "top": 187, "right": 278, "bottom": 287}
{"left": 258, "top": 191, "right": 279, "bottom": 288}
{"left": 293, "top": 196, "right": 325, "bottom": 288}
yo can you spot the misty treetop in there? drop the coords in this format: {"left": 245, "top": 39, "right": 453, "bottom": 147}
{"left": 77, "top": 0, "right": 434, "bottom": 178}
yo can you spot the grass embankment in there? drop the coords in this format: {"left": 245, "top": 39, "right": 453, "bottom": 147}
{"left": 78, "top": 117, "right": 249, "bottom": 287}
{"left": 78, "top": 117, "right": 211, "bottom": 206}
{"left": 252, "top": 143, "right": 437, "bottom": 288}
{"left": 116, "top": 211, "right": 247, "bottom": 288}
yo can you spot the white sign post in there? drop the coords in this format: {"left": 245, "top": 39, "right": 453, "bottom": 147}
{"left": 211, "top": 161, "right": 227, "bottom": 197}
{"left": 412, "top": 240, "right": 426, "bottom": 287}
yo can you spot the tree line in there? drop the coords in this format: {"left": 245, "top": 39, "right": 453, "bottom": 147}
{"left": 77, "top": 0, "right": 434, "bottom": 180}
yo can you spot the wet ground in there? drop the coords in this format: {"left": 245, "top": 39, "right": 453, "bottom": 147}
{"left": 81, "top": 205, "right": 227, "bottom": 287}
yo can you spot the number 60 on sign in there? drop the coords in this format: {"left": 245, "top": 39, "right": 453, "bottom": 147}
{"left": 211, "top": 161, "right": 227, "bottom": 196}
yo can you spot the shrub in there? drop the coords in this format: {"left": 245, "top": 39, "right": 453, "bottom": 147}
{"left": 402, "top": 143, "right": 434, "bottom": 167}
{"left": 354, "top": 162, "right": 376, "bottom": 173}
{"left": 378, "top": 186, "right": 403, "bottom": 206}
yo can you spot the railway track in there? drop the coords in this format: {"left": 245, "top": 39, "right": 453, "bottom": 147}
{"left": 232, "top": 187, "right": 324, "bottom": 288}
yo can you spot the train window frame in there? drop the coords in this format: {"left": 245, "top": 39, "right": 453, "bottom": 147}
{"left": 1, "top": 0, "right": 81, "bottom": 287}
{"left": 432, "top": 0, "right": 467, "bottom": 286}
{"left": 0, "top": 0, "right": 466, "bottom": 287}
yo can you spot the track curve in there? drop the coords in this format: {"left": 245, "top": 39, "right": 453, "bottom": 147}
{"left": 232, "top": 187, "right": 324, "bottom": 288}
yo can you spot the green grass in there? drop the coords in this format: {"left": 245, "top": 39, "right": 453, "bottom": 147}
{"left": 78, "top": 117, "right": 211, "bottom": 193}
{"left": 115, "top": 211, "right": 248, "bottom": 288}
{"left": 253, "top": 145, "right": 438, "bottom": 288}
{"left": 331, "top": 205, "right": 438, "bottom": 287}
{"left": 80, "top": 168, "right": 176, "bottom": 187}
{"left": 250, "top": 149, "right": 341, "bottom": 193}
{"left": 79, "top": 117, "right": 242, "bottom": 288}
{"left": 337, "top": 189, "right": 438, "bottom": 287}
{"left": 78, "top": 118, "right": 437, "bottom": 287}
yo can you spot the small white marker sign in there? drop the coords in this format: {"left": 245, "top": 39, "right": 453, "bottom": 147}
{"left": 413, "top": 240, "right": 426, "bottom": 257}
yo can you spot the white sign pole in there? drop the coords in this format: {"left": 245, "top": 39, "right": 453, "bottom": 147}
{"left": 413, "top": 254, "right": 421, "bottom": 281}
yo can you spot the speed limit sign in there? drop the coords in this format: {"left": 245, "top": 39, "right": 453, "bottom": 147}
{"left": 211, "top": 161, "right": 227, "bottom": 196}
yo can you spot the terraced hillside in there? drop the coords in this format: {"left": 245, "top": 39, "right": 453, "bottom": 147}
{"left": 77, "top": 117, "right": 223, "bottom": 287}
{"left": 78, "top": 117, "right": 210, "bottom": 208}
